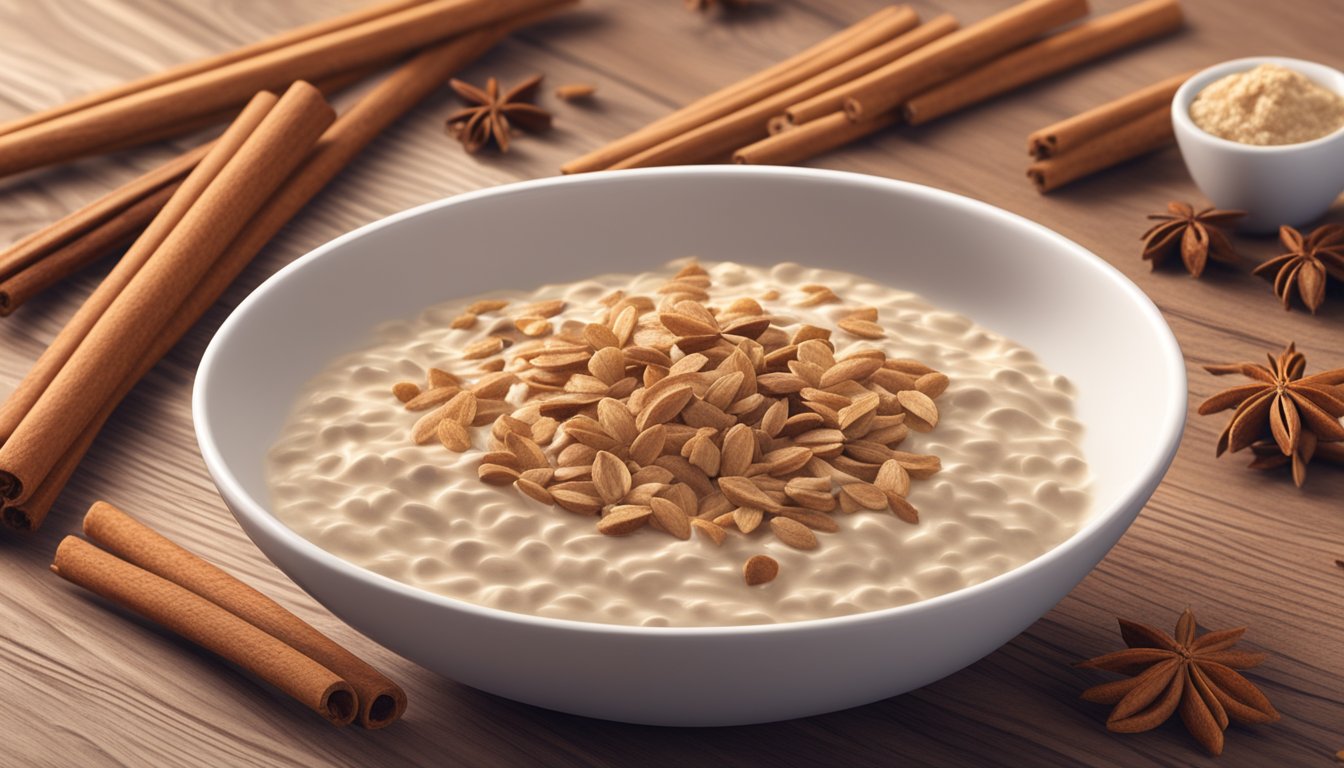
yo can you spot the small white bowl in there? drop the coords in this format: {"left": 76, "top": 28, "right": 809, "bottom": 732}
{"left": 1173, "top": 56, "right": 1344, "bottom": 232}
{"left": 194, "top": 167, "right": 1185, "bottom": 725}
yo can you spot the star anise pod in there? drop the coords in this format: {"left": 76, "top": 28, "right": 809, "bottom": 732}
{"left": 444, "top": 74, "right": 552, "bottom": 154}
{"left": 1140, "top": 201, "right": 1244, "bottom": 277}
{"left": 1197, "top": 342, "right": 1344, "bottom": 486}
{"left": 1077, "top": 608, "right": 1279, "bottom": 756}
{"left": 1252, "top": 223, "right": 1344, "bottom": 313}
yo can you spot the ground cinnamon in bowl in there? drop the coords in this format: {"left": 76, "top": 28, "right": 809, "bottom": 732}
{"left": 1189, "top": 63, "right": 1344, "bottom": 145}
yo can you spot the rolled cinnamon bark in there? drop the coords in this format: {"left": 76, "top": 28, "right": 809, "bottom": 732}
{"left": 787, "top": 0, "right": 1088, "bottom": 126}
{"left": 83, "top": 502, "right": 406, "bottom": 728}
{"left": 1028, "top": 69, "right": 1194, "bottom": 158}
{"left": 1026, "top": 106, "right": 1173, "bottom": 192}
{"left": 610, "top": 16, "right": 956, "bottom": 170}
{"left": 903, "top": 0, "right": 1185, "bottom": 126}
{"left": 51, "top": 536, "right": 358, "bottom": 726}
{"left": 0, "top": 92, "right": 280, "bottom": 447}
{"left": 0, "top": 144, "right": 207, "bottom": 284}
{"left": 561, "top": 5, "right": 920, "bottom": 174}
{"left": 0, "top": 183, "right": 178, "bottom": 316}
{"left": 0, "top": 0, "right": 434, "bottom": 140}
{"left": 4, "top": 19, "right": 535, "bottom": 531}
{"left": 733, "top": 110, "right": 897, "bottom": 166}
{"left": 0, "top": 83, "right": 334, "bottom": 506}
{"left": 0, "top": 0, "right": 555, "bottom": 179}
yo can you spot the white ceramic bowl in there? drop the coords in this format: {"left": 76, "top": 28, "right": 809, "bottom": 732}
{"left": 194, "top": 167, "right": 1185, "bottom": 726}
{"left": 1173, "top": 56, "right": 1344, "bottom": 232}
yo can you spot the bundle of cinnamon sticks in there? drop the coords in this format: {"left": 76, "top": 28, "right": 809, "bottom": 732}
{"left": 0, "top": 0, "right": 575, "bottom": 529}
{"left": 0, "top": 0, "right": 572, "bottom": 316}
{"left": 563, "top": 0, "right": 1184, "bottom": 172}
{"left": 1027, "top": 70, "right": 1194, "bottom": 192}
{"left": 54, "top": 502, "right": 404, "bottom": 727}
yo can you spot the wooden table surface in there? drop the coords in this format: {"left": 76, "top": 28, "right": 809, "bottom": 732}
{"left": 0, "top": 1, "right": 1341, "bottom": 766}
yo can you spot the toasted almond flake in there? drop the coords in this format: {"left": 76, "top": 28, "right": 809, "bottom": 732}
{"left": 427, "top": 368, "right": 459, "bottom": 388}
{"left": 435, "top": 419, "right": 470, "bottom": 451}
{"left": 837, "top": 317, "right": 885, "bottom": 339}
{"left": 649, "top": 497, "right": 691, "bottom": 540}
{"left": 776, "top": 505, "right": 840, "bottom": 532}
{"left": 588, "top": 346, "right": 626, "bottom": 385}
{"left": 532, "top": 351, "right": 591, "bottom": 370}
{"left": 623, "top": 483, "right": 663, "bottom": 506}
{"left": 743, "top": 554, "right": 779, "bottom": 586}
{"left": 468, "top": 299, "right": 510, "bottom": 314}
{"left": 916, "top": 371, "right": 950, "bottom": 398}
{"left": 762, "top": 446, "right": 812, "bottom": 475}
{"left": 472, "top": 371, "right": 517, "bottom": 400}
{"left": 659, "top": 312, "right": 719, "bottom": 338}
{"left": 584, "top": 323, "right": 620, "bottom": 350}
{"left": 537, "top": 393, "right": 603, "bottom": 418}
{"left": 477, "top": 358, "right": 506, "bottom": 373}
{"left": 520, "top": 299, "right": 565, "bottom": 318}
{"left": 450, "top": 312, "right": 478, "bottom": 329}
{"left": 564, "top": 418, "right": 619, "bottom": 451}
{"left": 790, "top": 325, "right": 831, "bottom": 345}
{"left": 820, "top": 357, "right": 884, "bottom": 388}
{"left": 795, "top": 287, "right": 839, "bottom": 307}
{"left": 557, "top": 443, "right": 598, "bottom": 468}
{"left": 441, "top": 391, "right": 477, "bottom": 426}
{"left": 690, "top": 518, "right": 727, "bottom": 545}
{"left": 609, "top": 305, "right": 638, "bottom": 346}
{"left": 555, "top": 82, "right": 596, "bottom": 101}
{"left": 770, "top": 517, "right": 818, "bottom": 549}
{"left": 874, "top": 459, "right": 911, "bottom": 496}
{"left": 684, "top": 435, "right": 721, "bottom": 476}
{"left": 591, "top": 450, "right": 633, "bottom": 505}
{"left": 515, "top": 316, "right": 552, "bottom": 337}
{"left": 552, "top": 489, "right": 603, "bottom": 515}
{"left": 897, "top": 389, "right": 940, "bottom": 431}
{"left": 553, "top": 465, "right": 593, "bottom": 483}
{"left": 654, "top": 455, "right": 715, "bottom": 497}
{"left": 636, "top": 384, "right": 695, "bottom": 431}
{"left": 392, "top": 381, "right": 422, "bottom": 403}
{"left": 597, "top": 505, "right": 652, "bottom": 535}
{"left": 531, "top": 417, "right": 559, "bottom": 445}
{"left": 733, "top": 506, "right": 764, "bottom": 533}
{"left": 887, "top": 492, "right": 920, "bottom": 524}
{"left": 756, "top": 373, "right": 808, "bottom": 396}
{"left": 516, "top": 478, "right": 553, "bottom": 504}
{"left": 520, "top": 467, "right": 553, "bottom": 484}
{"left": 624, "top": 424, "right": 665, "bottom": 466}
{"left": 758, "top": 399, "right": 788, "bottom": 438}
{"left": 793, "top": 428, "right": 845, "bottom": 447}
{"left": 844, "top": 440, "right": 893, "bottom": 465}
{"left": 890, "top": 450, "right": 941, "bottom": 479}
{"left": 505, "top": 432, "right": 550, "bottom": 471}
{"left": 404, "top": 385, "right": 461, "bottom": 411}
{"left": 481, "top": 451, "right": 521, "bottom": 469}
{"left": 839, "top": 482, "right": 888, "bottom": 510}
{"left": 837, "top": 392, "right": 880, "bottom": 430}
{"left": 492, "top": 414, "right": 530, "bottom": 441}
{"left": 411, "top": 408, "right": 446, "bottom": 444}
{"left": 723, "top": 297, "right": 763, "bottom": 316}
{"left": 478, "top": 463, "right": 520, "bottom": 486}
{"left": 718, "top": 476, "right": 781, "bottom": 512}
{"left": 720, "top": 316, "right": 771, "bottom": 340}
{"left": 718, "top": 424, "right": 755, "bottom": 477}
{"left": 464, "top": 336, "right": 506, "bottom": 360}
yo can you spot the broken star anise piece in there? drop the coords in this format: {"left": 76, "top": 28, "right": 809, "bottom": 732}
{"left": 1197, "top": 342, "right": 1344, "bottom": 484}
{"left": 1248, "top": 434, "right": 1344, "bottom": 487}
{"left": 1251, "top": 223, "right": 1344, "bottom": 314}
{"left": 1077, "top": 608, "right": 1279, "bottom": 756}
{"left": 445, "top": 74, "right": 552, "bottom": 154}
{"left": 1140, "top": 201, "right": 1245, "bottom": 277}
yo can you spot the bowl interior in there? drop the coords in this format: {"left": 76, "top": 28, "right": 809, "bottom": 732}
{"left": 197, "top": 166, "right": 1185, "bottom": 605}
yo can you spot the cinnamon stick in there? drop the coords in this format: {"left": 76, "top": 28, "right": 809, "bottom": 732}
{"left": 0, "top": 144, "right": 207, "bottom": 284}
{"left": 0, "top": 83, "right": 335, "bottom": 506}
{"left": 0, "top": 92, "right": 282, "bottom": 448}
{"left": 788, "top": 0, "right": 1089, "bottom": 126}
{"left": 0, "top": 183, "right": 178, "bottom": 316}
{"left": 3, "top": 19, "right": 538, "bottom": 531}
{"left": 610, "top": 16, "right": 957, "bottom": 170}
{"left": 1026, "top": 106, "right": 1173, "bottom": 192}
{"left": 1028, "top": 69, "right": 1194, "bottom": 158}
{"left": 51, "top": 536, "right": 358, "bottom": 726}
{"left": 733, "top": 110, "right": 897, "bottom": 166}
{"left": 903, "top": 0, "right": 1185, "bottom": 126}
{"left": 82, "top": 501, "right": 405, "bottom": 728}
{"left": 0, "top": 0, "right": 434, "bottom": 141}
{"left": 0, "top": 0, "right": 558, "bottom": 179}
{"left": 561, "top": 5, "right": 920, "bottom": 174}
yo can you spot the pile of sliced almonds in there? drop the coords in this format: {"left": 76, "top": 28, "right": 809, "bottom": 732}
{"left": 392, "top": 263, "right": 947, "bottom": 586}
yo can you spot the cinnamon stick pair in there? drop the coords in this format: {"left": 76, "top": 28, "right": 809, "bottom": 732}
{"left": 0, "top": 13, "right": 551, "bottom": 530}
{"left": 53, "top": 502, "right": 404, "bottom": 727}
{"left": 1026, "top": 71, "right": 1193, "bottom": 192}
{"left": 0, "top": 0, "right": 562, "bottom": 180}
{"left": 736, "top": 0, "right": 1184, "bottom": 166}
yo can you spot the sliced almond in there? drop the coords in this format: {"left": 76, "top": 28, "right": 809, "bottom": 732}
{"left": 718, "top": 476, "right": 781, "bottom": 512}
{"left": 915, "top": 371, "right": 950, "bottom": 398}
{"left": 584, "top": 323, "right": 620, "bottom": 350}
{"left": 763, "top": 446, "right": 812, "bottom": 475}
{"left": 597, "top": 505, "right": 652, "bottom": 535}
{"left": 685, "top": 435, "right": 721, "bottom": 477}
{"left": 733, "top": 506, "right": 764, "bottom": 533}
{"left": 392, "top": 381, "right": 421, "bottom": 403}
{"left": 719, "top": 423, "right": 756, "bottom": 477}
{"left": 820, "top": 357, "right": 882, "bottom": 387}
{"left": 690, "top": 518, "right": 726, "bottom": 545}
{"left": 468, "top": 299, "right": 510, "bottom": 314}
{"left": 897, "top": 389, "right": 940, "bottom": 431}
{"left": 743, "top": 554, "right": 779, "bottom": 586}
{"left": 592, "top": 450, "right": 633, "bottom": 505}
{"left": 441, "top": 391, "right": 478, "bottom": 426}
{"left": 874, "top": 459, "right": 911, "bottom": 496}
{"left": 887, "top": 492, "right": 920, "bottom": 524}
{"left": 478, "top": 463, "right": 520, "bottom": 486}
{"left": 472, "top": 371, "right": 517, "bottom": 400}
{"left": 650, "top": 497, "right": 691, "bottom": 540}
{"left": 437, "top": 420, "right": 471, "bottom": 452}
{"left": 629, "top": 424, "right": 667, "bottom": 466}
{"left": 636, "top": 384, "right": 694, "bottom": 431}
{"left": 505, "top": 432, "right": 549, "bottom": 471}
{"left": 552, "top": 488, "right": 603, "bottom": 515}
{"left": 839, "top": 482, "right": 888, "bottom": 510}
{"left": 837, "top": 317, "right": 885, "bottom": 339}
{"left": 520, "top": 299, "right": 566, "bottom": 318}
{"left": 770, "top": 517, "right": 819, "bottom": 550}
{"left": 775, "top": 506, "right": 840, "bottom": 532}
{"left": 516, "top": 478, "right": 553, "bottom": 504}
{"left": 404, "top": 385, "right": 461, "bottom": 411}
{"left": 463, "top": 336, "right": 506, "bottom": 360}
{"left": 588, "top": 346, "right": 626, "bottom": 385}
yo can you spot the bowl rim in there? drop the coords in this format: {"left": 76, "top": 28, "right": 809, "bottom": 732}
{"left": 1172, "top": 55, "right": 1344, "bottom": 153}
{"left": 194, "top": 165, "right": 1187, "bottom": 637}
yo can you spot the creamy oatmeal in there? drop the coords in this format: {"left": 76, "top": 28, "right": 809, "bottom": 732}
{"left": 267, "top": 261, "right": 1091, "bottom": 627}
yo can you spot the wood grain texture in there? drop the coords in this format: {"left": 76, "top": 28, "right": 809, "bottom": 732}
{"left": 0, "top": 1, "right": 1341, "bottom": 766}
